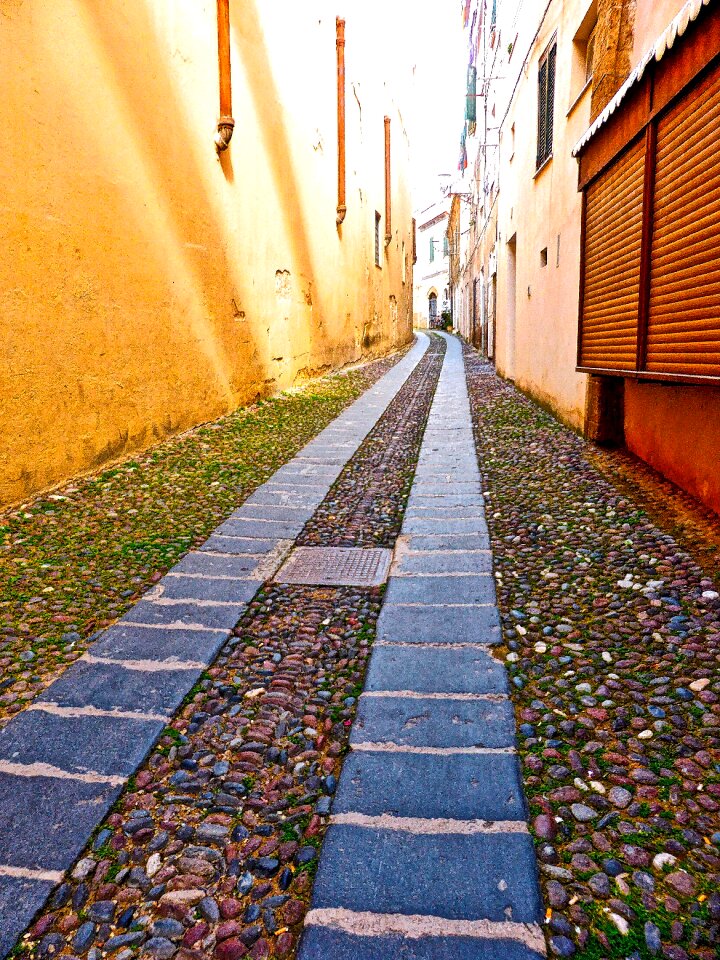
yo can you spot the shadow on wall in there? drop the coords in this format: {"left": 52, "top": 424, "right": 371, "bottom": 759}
{"left": 78, "top": 0, "right": 251, "bottom": 404}
{"left": 230, "top": 0, "right": 328, "bottom": 363}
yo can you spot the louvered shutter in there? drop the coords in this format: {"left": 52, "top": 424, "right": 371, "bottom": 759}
{"left": 580, "top": 138, "right": 646, "bottom": 370}
{"left": 466, "top": 66, "right": 477, "bottom": 122}
{"left": 545, "top": 45, "right": 556, "bottom": 161}
{"left": 537, "top": 59, "right": 548, "bottom": 168}
{"left": 646, "top": 60, "right": 720, "bottom": 377}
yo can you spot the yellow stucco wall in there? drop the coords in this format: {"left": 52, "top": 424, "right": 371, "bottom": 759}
{"left": 0, "top": 1, "right": 414, "bottom": 507}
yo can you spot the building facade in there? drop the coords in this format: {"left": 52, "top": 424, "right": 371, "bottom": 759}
{"left": 459, "top": 0, "right": 720, "bottom": 515}
{"left": 0, "top": 1, "right": 414, "bottom": 508}
{"left": 413, "top": 200, "right": 451, "bottom": 329}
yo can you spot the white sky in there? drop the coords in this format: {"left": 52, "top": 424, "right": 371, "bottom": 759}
{"left": 403, "top": 0, "right": 469, "bottom": 208}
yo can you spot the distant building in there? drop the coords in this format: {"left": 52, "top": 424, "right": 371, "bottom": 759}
{"left": 413, "top": 200, "right": 451, "bottom": 329}
{"left": 458, "top": 0, "right": 720, "bottom": 515}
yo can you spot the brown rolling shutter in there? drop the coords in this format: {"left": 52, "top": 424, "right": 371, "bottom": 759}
{"left": 646, "top": 61, "right": 720, "bottom": 377}
{"left": 580, "top": 137, "right": 645, "bottom": 370}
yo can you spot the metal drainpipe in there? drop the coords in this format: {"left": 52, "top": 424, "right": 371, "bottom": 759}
{"left": 336, "top": 18, "right": 347, "bottom": 225}
{"left": 215, "top": 0, "right": 235, "bottom": 151}
{"left": 384, "top": 116, "right": 391, "bottom": 245}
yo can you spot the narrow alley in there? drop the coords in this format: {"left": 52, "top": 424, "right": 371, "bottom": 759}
{"left": 2, "top": 1, "right": 720, "bottom": 959}
{"left": 0, "top": 332, "right": 717, "bottom": 959}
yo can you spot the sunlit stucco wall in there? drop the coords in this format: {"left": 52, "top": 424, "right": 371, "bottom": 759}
{"left": 493, "top": 0, "right": 592, "bottom": 431}
{"left": 0, "top": 1, "right": 414, "bottom": 508}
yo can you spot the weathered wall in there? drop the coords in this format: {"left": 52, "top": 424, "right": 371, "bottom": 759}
{"left": 591, "top": 0, "right": 637, "bottom": 119}
{"left": 0, "top": 1, "right": 413, "bottom": 507}
{"left": 625, "top": 382, "right": 720, "bottom": 516}
{"left": 494, "top": 0, "right": 592, "bottom": 431}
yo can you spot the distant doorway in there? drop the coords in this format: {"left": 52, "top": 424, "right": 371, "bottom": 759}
{"left": 506, "top": 234, "right": 517, "bottom": 378}
{"left": 428, "top": 292, "right": 438, "bottom": 327}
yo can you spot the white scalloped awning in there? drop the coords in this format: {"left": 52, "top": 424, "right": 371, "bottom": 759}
{"left": 573, "top": 0, "right": 714, "bottom": 156}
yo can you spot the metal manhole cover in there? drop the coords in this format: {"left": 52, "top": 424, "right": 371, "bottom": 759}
{"left": 275, "top": 547, "right": 392, "bottom": 587}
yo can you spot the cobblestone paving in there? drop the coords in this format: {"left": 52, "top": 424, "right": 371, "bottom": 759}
{"left": 464, "top": 346, "right": 720, "bottom": 960}
{"left": 298, "top": 337, "right": 446, "bottom": 548}
{"left": 0, "top": 351, "right": 407, "bottom": 729}
{"left": 16, "top": 339, "right": 444, "bottom": 959}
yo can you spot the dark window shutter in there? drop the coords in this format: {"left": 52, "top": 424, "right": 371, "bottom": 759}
{"left": 545, "top": 45, "right": 556, "bottom": 161}
{"left": 466, "top": 66, "right": 477, "bottom": 122}
{"left": 537, "top": 59, "right": 548, "bottom": 168}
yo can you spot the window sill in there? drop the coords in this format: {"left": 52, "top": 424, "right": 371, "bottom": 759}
{"left": 566, "top": 78, "right": 592, "bottom": 119}
{"left": 534, "top": 154, "right": 553, "bottom": 179}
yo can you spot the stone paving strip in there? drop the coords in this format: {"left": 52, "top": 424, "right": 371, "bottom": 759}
{"left": 1, "top": 350, "right": 411, "bottom": 731}
{"left": 297, "top": 334, "right": 546, "bottom": 960}
{"left": 0, "top": 337, "right": 430, "bottom": 958}
{"left": 463, "top": 347, "right": 720, "bottom": 959}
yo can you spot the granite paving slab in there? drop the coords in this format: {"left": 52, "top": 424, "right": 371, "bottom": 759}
{"left": 332, "top": 750, "right": 526, "bottom": 821}
{"left": 299, "top": 928, "right": 545, "bottom": 960}
{"left": 309, "top": 825, "right": 543, "bottom": 922}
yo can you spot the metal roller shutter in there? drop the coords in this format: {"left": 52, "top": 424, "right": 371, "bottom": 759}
{"left": 647, "top": 61, "right": 720, "bottom": 377}
{"left": 580, "top": 138, "right": 645, "bottom": 370}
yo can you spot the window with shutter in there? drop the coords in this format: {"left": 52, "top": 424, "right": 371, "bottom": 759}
{"left": 537, "top": 42, "right": 556, "bottom": 169}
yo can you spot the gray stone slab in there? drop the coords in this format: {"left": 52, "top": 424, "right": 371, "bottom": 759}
{"left": 404, "top": 533, "right": 491, "bottom": 551}
{"left": 244, "top": 487, "right": 323, "bottom": 506}
{"left": 411, "top": 483, "right": 484, "bottom": 497}
{"left": 122, "top": 599, "right": 244, "bottom": 630}
{"left": 298, "top": 928, "right": 544, "bottom": 960}
{"left": 44, "top": 659, "right": 204, "bottom": 716}
{"left": 351, "top": 695, "right": 515, "bottom": 749}
{"left": 172, "top": 551, "right": 263, "bottom": 578}
{"left": 236, "top": 504, "right": 320, "bottom": 521}
{"left": 199, "top": 535, "right": 285, "bottom": 554}
{"left": 0, "top": 709, "right": 164, "bottom": 779}
{"left": 0, "top": 875, "right": 56, "bottom": 960}
{"left": 407, "top": 496, "right": 486, "bottom": 510}
{"left": 376, "top": 604, "right": 500, "bottom": 645}
{"left": 212, "top": 517, "right": 306, "bottom": 539}
{"left": 0, "top": 772, "right": 122, "bottom": 871}
{"left": 365, "top": 644, "right": 507, "bottom": 695}
{"left": 384, "top": 575, "right": 495, "bottom": 606}
{"left": 333, "top": 750, "right": 525, "bottom": 821}
{"left": 310, "top": 825, "right": 542, "bottom": 923}
{"left": 89, "top": 623, "right": 228, "bottom": 665}
{"left": 402, "top": 517, "right": 489, "bottom": 536}
{"left": 393, "top": 552, "right": 492, "bottom": 575}
{"left": 161, "top": 576, "right": 259, "bottom": 604}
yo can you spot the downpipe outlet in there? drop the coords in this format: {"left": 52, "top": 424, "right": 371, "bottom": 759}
{"left": 215, "top": 116, "right": 235, "bottom": 151}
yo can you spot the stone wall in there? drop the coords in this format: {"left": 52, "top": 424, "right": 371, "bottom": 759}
{"left": 590, "top": 0, "right": 637, "bottom": 119}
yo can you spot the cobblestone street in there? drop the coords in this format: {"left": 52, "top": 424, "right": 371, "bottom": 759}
{"left": 1, "top": 334, "right": 718, "bottom": 960}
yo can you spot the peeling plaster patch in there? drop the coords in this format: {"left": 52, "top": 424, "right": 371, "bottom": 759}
{"left": 0, "top": 759, "right": 125, "bottom": 787}
{"left": 118, "top": 620, "right": 226, "bottom": 633}
{"left": 361, "top": 691, "right": 507, "bottom": 702}
{"left": 304, "top": 907, "right": 546, "bottom": 951}
{"left": 329, "top": 812, "right": 528, "bottom": 835}
{"left": 27, "top": 702, "right": 169, "bottom": 723}
{"left": 0, "top": 865, "right": 64, "bottom": 883}
{"left": 82, "top": 653, "right": 206, "bottom": 673}
{"left": 351, "top": 742, "right": 516, "bottom": 755}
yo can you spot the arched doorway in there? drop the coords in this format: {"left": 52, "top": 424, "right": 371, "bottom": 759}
{"left": 428, "top": 291, "right": 438, "bottom": 327}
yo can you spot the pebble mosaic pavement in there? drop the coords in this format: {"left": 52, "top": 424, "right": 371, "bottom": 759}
{"left": 3, "top": 331, "right": 718, "bottom": 960}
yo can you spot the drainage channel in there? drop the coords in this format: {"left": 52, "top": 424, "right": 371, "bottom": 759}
{"left": 16, "top": 336, "right": 445, "bottom": 959}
